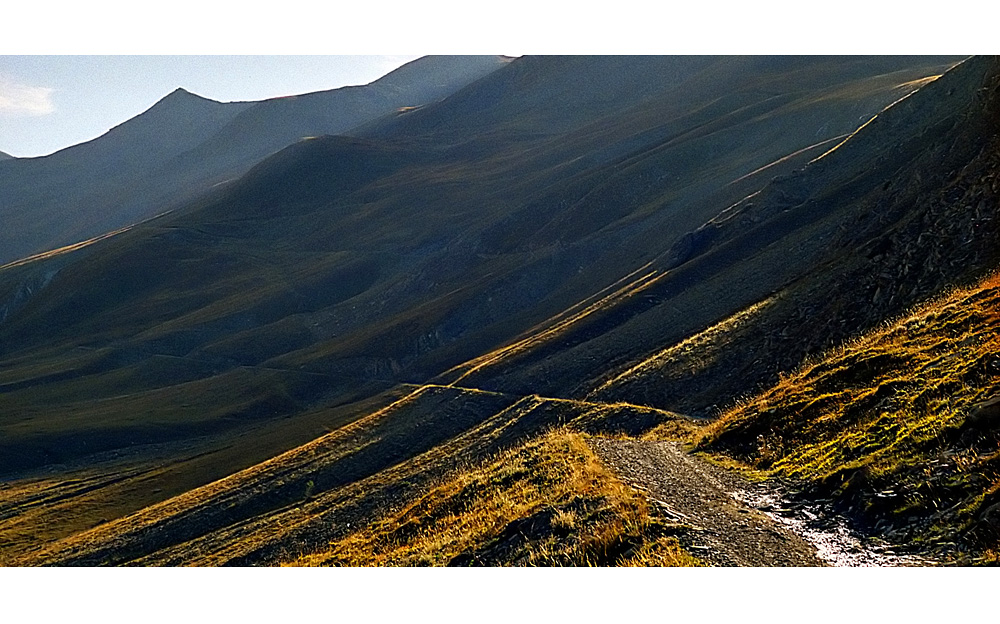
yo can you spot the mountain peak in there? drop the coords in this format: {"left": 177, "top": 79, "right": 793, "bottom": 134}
{"left": 160, "top": 86, "right": 214, "bottom": 104}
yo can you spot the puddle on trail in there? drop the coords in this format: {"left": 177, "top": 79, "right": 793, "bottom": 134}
{"left": 732, "top": 487, "right": 930, "bottom": 567}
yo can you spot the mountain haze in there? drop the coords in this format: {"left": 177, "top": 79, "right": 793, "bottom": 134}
{"left": 0, "top": 89, "right": 253, "bottom": 263}
{"left": 172, "top": 55, "right": 513, "bottom": 191}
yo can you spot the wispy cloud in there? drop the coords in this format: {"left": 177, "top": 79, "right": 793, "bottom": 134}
{"left": 0, "top": 76, "right": 54, "bottom": 116}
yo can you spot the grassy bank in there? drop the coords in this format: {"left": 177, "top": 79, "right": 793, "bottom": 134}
{"left": 698, "top": 272, "right": 1000, "bottom": 559}
{"left": 290, "top": 429, "right": 701, "bottom": 567}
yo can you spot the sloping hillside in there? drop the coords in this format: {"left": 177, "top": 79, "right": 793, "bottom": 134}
{"left": 12, "top": 385, "right": 686, "bottom": 565}
{"left": 0, "top": 56, "right": 985, "bottom": 566}
{"left": 459, "top": 55, "right": 999, "bottom": 416}
{"left": 699, "top": 270, "right": 1000, "bottom": 563}
{"left": 289, "top": 430, "right": 703, "bottom": 567}
{"left": 0, "top": 56, "right": 508, "bottom": 264}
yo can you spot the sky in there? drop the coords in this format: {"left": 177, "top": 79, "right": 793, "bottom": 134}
{"left": 0, "top": 56, "right": 421, "bottom": 157}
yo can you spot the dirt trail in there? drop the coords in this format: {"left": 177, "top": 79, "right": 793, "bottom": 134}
{"left": 591, "top": 438, "right": 933, "bottom": 566}
{"left": 590, "top": 438, "right": 822, "bottom": 566}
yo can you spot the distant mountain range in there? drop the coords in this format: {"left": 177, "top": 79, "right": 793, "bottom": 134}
{"left": 7, "top": 55, "right": 1000, "bottom": 567}
{"left": 0, "top": 54, "right": 959, "bottom": 471}
{"left": 0, "top": 55, "right": 510, "bottom": 265}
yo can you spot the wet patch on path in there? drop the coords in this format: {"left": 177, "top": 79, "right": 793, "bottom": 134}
{"left": 590, "top": 437, "right": 932, "bottom": 566}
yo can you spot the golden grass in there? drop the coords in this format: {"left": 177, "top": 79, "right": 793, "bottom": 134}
{"left": 0, "top": 224, "right": 136, "bottom": 272}
{"left": 700, "top": 273, "right": 1000, "bottom": 473}
{"left": 441, "top": 264, "right": 663, "bottom": 386}
{"left": 591, "top": 295, "right": 777, "bottom": 397}
{"left": 698, "top": 271, "right": 1000, "bottom": 551}
{"left": 288, "top": 429, "right": 701, "bottom": 567}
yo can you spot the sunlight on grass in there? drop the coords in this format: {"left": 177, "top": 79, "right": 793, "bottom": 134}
{"left": 287, "top": 429, "right": 701, "bottom": 567}
{"left": 698, "top": 271, "right": 1000, "bottom": 555}
{"left": 592, "top": 295, "right": 777, "bottom": 396}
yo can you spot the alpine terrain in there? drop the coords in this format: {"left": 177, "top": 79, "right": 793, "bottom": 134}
{"left": 4, "top": 54, "right": 1000, "bottom": 567}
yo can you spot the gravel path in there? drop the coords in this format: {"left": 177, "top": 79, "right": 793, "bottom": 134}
{"left": 590, "top": 438, "right": 823, "bottom": 567}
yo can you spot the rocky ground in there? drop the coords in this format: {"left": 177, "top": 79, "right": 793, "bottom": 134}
{"left": 590, "top": 438, "right": 932, "bottom": 566}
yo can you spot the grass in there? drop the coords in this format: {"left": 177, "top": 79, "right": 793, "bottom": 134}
{"left": 697, "top": 271, "right": 1000, "bottom": 556}
{"left": 12, "top": 386, "right": 691, "bottom": 566}
{"left": 288, "top": 429, "right": 701, "bottom": 567}
{"left": 590, "top": 295, "right": 777, "bottom": 396}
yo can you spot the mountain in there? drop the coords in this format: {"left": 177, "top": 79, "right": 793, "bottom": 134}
{"left": 0, "top": 151, "right": 12, "bottom": 160}
{"left": 0, "top": 89, "right": 253, "bottom": 264}
{"left": 464, "top": 55, "right": 1000, "bottom": 414}
{"left": 167, "top": 55, "right": 514, "bottom": 191}
{"left": 2, "top": 55, "right": 990, "bottom": 566}
{"left": 0, "top": 56, "right": 510, "bottom": 265}
{"left": 0, "top": 55, "right": 959, "bottom": 470}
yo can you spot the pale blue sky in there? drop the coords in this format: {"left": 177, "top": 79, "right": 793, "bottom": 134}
{"left": 0, "top": 56, "right": 421, "bottom": 157}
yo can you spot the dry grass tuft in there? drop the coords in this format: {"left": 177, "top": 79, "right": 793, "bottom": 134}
{"left": 288, "top": 429, "right": 701, "bottom": 567}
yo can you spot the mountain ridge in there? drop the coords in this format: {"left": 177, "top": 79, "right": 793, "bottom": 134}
{"left": 0, "top": 55, "right": 510, "bottom": 265}
{"left": 0, "top": 57, "right": 961, "bottom": 470}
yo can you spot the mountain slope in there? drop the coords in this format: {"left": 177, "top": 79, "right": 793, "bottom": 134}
{"left": 0, "top": 151, "right": 12, "bottom": 160}
{"left": 367, "top": 56, "right": 954, "bottom": 141}
{"left": 0, "top": 56, "right": 509, "bottom": 265}
{"left": 698, "top": 270, "right": 1000, "bottom": 563}
{"left": 170, "top": 55, "right": 512, "bottom": 191}
{"left": 456, "top": 55, "right": 999, "bottom": 415}
{"left": 0, "top": 89, "right": 253, "bottom": 263}
{"left": 0, "top": 56, "right": 979, "bottom": 564}
{"left": 0, "top": 57, "right": 957, "bottom": 476}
